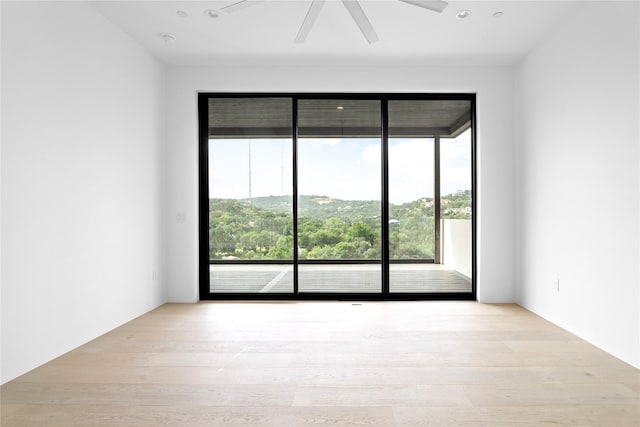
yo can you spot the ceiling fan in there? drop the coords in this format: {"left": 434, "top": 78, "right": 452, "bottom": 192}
{"left": 221, "top": 0, "right": 448, "bottom": 44}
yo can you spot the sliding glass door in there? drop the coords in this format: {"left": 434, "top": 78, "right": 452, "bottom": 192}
{"left": 199, "top": 93, "right": 475, "bottom": 299}
{"left": 297, "top": 99, "right": 382, "bottom": 293}
{"left": 388, "top": 100, "right": 472, "bottom": 293}
{"left": 206, "top": 97, "right": 294, "bottom": 293}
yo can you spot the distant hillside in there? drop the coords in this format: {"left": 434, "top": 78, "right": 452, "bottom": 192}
{"left": 208, "top": 192, "right": 470, "bottom": 260}
{"left": 240, "top": 195, "right": 381, "bottom": 221}
{"left": 239, "top": 191, "right": 471, "bottom": 220}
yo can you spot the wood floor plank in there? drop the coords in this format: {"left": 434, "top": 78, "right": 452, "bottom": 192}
{"left": 463, "top": 383, "right": 639, "bottom": 406}
{"left": 292, "top": 384, "right": 472, "bottom": 407}
{"left": 392, "top": 405, "right": 595, "bottom": 426}
{"left": 2, "top": 404, "right": 395, "bottom": 427}
{"left": 2, "top": 383, "right": 296, "bottom": 406}
{"left": 1, "top": 301, "right": 638, "bottom": 426}
{"left": 14, "top": 366, "right": 403, "bottom": 386}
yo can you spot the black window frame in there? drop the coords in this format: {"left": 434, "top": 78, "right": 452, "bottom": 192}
{"left": 198, "top": 92, "right": 477, "bottom": 301}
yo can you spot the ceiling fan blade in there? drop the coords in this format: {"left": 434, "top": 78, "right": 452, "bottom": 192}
{"left": 222, "top": 0, "right": 265, "bottom": 14}
{"left": 397, "top": 0, "right": 448, "bottom": 13}
{"left": 295, "top": 0, "right": 326, "bottom": 44}
{"left": 341, "top": 0, "right": 379, "bottom": 44}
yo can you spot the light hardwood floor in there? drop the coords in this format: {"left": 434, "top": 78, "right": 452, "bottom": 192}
{"left": 2, "top": 302, "right": 639, "bottom": 426}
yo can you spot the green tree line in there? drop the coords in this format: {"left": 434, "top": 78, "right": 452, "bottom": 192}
{"left": 209, "top": 191, "right": 470, "bottom": 261}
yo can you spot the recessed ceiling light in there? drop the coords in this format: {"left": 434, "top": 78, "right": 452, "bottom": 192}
{"left": 493, "top": 11, "right": 504, "bottom": 18}
{"left": 336, "top": 106, "right": 345, "bottom": 110}
{"left": 204, "top": 9, "right": 220, "bottom": 19}
{"left": 176, "top": 10, "right": 188, "bottom": 18}
{"left": 160, "top": 33, "right": 176, "bottom": 44}
{"left": 456, "top": 10, "right": 472, "bottom": 19}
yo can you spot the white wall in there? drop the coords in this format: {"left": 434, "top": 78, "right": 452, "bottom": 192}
{"left": 516, "top": 2, "right": 639, "bottom": 368}
{"left": 1, "top": 1, "right": 167, "bottom": 383}
{"left": 166, "top": 65, "right": 517, "bottom": 303}
{"left": 0, "top": 0, "right": 4, "bottom": 384}
{"left": 442, "top": 219, "right": 472, "bottom": 279}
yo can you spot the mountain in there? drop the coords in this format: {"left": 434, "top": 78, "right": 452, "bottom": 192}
{"left": 239, "top": 195, "right": 382, "bottom": 221}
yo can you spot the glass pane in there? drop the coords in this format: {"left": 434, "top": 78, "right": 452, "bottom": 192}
{"left": 210, "top": 264, "right": 293, "bottom": 293}
{"left": 208, "top": 138, "right": 293, "bottom": 261}
{"left": 388, "top": 137, "right": 435, "bottom": 259}
{"left": 388, "top": 99, "right": 472, "bottom": 293}
{"left": 208, "top": 98, "right": 293, "bottom": 293}
{"left": 297, "top": 99, "right": 382, "bottom": 293}
{"left": 440, "top": 127, "right": 472, "bottom": 289}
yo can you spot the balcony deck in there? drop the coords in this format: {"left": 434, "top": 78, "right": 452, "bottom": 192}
{"left": 210, "top": 264, "right": 471, "bottom": 294}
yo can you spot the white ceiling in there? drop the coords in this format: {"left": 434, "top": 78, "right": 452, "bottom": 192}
{"left": 91, "top": 0, "right": 583, "bottom": 67}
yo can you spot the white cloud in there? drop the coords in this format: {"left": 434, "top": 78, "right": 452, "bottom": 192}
{"left": 441, "top": 131, "right": 472, "bottom": 195}
{"left": 388, "top": 139, "right": 434, "bottom": 203}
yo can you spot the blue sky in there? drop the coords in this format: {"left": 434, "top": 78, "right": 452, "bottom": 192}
{"left": 209, "top": 129, "right": 471, "bottom": 204}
